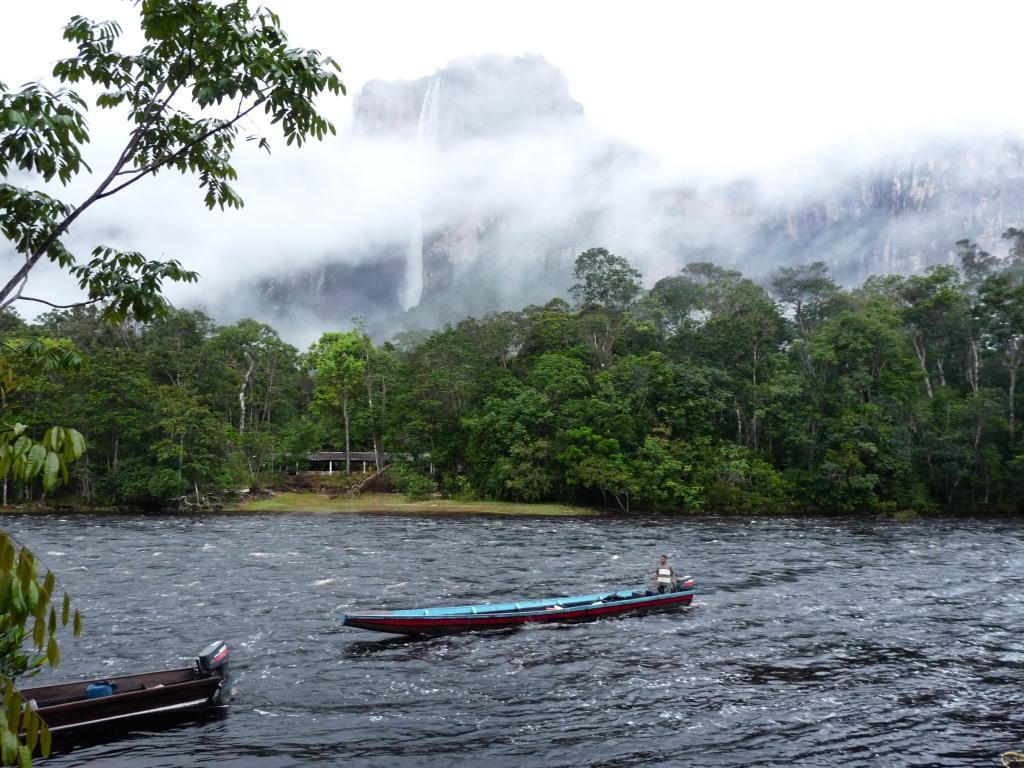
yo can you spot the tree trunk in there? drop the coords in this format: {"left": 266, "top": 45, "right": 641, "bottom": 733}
{"left": 364, "top": 356, "right": 382, "bottom": 471}
{"left": 342, "top": 395, "right": 351, "bottom": 474}
{"left": 913, "top": 334, "right": 933, "bottom": 399}
{"left": 238, "top": 358, "right": 255, "bottom": 434}
{"left": 751, "top": 339, "right": 760, "bottom": 450}
{"left": 966, "top": 337, "right": 980, "bottom": 394}
{"left": 1008, "top": 359, "right": 1019, "bottom": 442}
{"left": 262, "top": 367, "right": 275, "bottom": 427}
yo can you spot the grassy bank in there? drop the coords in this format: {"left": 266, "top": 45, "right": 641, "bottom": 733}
{"left": 227, "top": 491, "right": 598, "bottom": 517}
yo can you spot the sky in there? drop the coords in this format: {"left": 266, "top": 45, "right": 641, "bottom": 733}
{"left": 2, "top": 0, "right": 1024, "bottom": 338}
{"left": 4, "top": 0, "right": 1022, "bottom": 173}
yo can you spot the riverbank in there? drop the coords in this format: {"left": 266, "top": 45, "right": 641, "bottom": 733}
{"left": 226, "top": 491, "right": 599, "bottom": 516}
{"left": 0, "top": 491, "right": 598, "bottom": 516}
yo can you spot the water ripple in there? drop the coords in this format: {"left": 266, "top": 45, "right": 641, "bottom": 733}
{"left": 1, "top": 513, "right": 1022, "bottom": 767}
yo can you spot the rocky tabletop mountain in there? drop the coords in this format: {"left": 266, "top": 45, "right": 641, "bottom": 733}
{"left": 233, "top": 54, "right": 1024, "bottom": 339}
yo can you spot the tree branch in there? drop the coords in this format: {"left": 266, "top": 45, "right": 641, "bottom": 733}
{"left": 0, "top": 70, "right": 187, "bottom": 308}
{"left": 17, "top": 295, "right": 102, "bottom": 310}
{"left": 97, "top": 96, "right": 266, "bottom": 200}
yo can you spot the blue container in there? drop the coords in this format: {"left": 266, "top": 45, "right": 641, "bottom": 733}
{"left": 85, "top": 682, "right": 113, "bottom": 698}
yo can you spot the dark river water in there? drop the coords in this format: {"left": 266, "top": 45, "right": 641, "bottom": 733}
{"left": 2, "top": 512, "right": 1022, "bottom": 767}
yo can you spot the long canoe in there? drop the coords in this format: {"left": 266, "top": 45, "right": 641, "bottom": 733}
{"left": 341, "top": 580, "right": 696, "bottom": 635}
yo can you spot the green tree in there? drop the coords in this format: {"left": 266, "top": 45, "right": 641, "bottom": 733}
{"left": 558, "top": 426, "right": 639, "bottom": 512}
{"left": 632, "top": 431, "right": 704, "bottom": 513}
{"left": 2, "top": 3, "right": 344, "bottom": 760}
{"left": 0, "top": 340, "right": 85, "bottom": 503}
{"left": 137, "top": 309, "right": 217, "bottom": 390}
{"left": 0, "top": 532, "right": 82, "bottom": 765}
{"left": 802, "top": 290, "right": 921, "bottom": 511}
{"left": 770, "top": 261, "right": 845, "bottom": 382}
{"left": 975, "top": 271, "right": 1024, "bottom": 442}
{"left": 1, "top": 0, "right": 344, "bottom": 321}
{"left": 151, "top": 383, "right": 239, "bottom": 501}
{"left": 308, "top": 331, "right": 370, "bottom": 474}
{"left": 207, "top": 320, "right": 298, "bottom": 436}
{"left": 770, "top": 262, "right": 842, "bottom": 337}
{"left": 569, "top": 247, "right": 642, "bottom": 311}
{"left": 465, "top": 385, "right": 555, "bottom": 502}
{"left": 387, "top": 325, "right": 494, "bottom": 481}
{"left": 664, "top": 263, "right": 787, "bottom": 451}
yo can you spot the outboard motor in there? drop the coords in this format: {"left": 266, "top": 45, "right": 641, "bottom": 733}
{"left": 197, "top": 640, "right": 229, "bottom": 676}
{"left": 196, "top": 640, "right": 231, "bottom": 704}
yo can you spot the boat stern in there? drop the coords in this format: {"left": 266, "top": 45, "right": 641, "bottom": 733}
{"left": 196, "top": 640, "right": 230, "bottom": 702}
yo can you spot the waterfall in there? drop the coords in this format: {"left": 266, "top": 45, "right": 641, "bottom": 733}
{"left": 403, "top": 76, "right": 442, "bottom": 311}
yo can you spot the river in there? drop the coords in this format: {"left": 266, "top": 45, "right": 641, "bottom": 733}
{"left": 2, "top": 512, "right": 1022, "bottom": 767}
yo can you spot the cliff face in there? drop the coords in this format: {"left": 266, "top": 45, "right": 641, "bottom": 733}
{"left": 352, "top": 54, "right": 584, "bottom": 141}
{"left": 243, "top": 56, "right": 1024, "bottom": 340}
{"left": 750, "top": 143, "right": 1024, "bottom": 281}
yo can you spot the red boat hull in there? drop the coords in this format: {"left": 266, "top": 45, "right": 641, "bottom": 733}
{"left": 343, "top": 590, "right": 694, "bottom": 635}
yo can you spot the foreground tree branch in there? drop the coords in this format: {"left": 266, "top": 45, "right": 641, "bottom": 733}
{"left": 0, "top": 0, "right": 345, "bottom": 322}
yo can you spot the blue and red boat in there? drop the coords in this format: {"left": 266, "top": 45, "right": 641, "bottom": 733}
{"left": 340, "top": 579, "right": 697, "bottom": 635}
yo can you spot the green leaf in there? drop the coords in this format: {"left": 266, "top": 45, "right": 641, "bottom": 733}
{"left": 23, "top": 444, "right": 45, "bottom": 480}
{"left": 43, "top": 426, "right": 63, "bottom": 452}
{"left": 65, "top": 430, "right": 85, "bottom": 462}
{"left": 38, "top": 722, "right": 50, "bottom": 758}
{"left": 1, "top": 728, "right": 18, "bottom": 766}
{"left": 0, "top": 539, "right": 13, "bottom": 572}
{"left": 46, "top": 636, "right": 60, "bottom": 667}
{"left": 3, "top": 695, "right": 18, "bottom": 745}
{"left": 0, "top": 574, "right": 10, "bottom": 613}
{"left": 32, "top": 615, "right": 45, "bottom": 650}
{"left": 9, "top": 579, "right": 25, "bottom": 616}
{"left": 41, "top": 451, "right": 60, "bottom": 493}
{"left": 24, "top": 710, "right": 38, "bottom": 752}
{"left": 26, "top": 580, "right": 38, "bottom": 612}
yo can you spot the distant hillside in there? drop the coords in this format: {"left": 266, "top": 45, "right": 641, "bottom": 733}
{"left": 227, "top": 54, "right": 1024, "bottom": 340}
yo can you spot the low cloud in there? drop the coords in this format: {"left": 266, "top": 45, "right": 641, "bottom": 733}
{"left": 4, "top": 53, "right": 1024, "bottom": 348}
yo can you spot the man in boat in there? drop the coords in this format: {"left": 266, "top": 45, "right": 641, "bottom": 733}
{"left": 653, "top": 554, "right": 677, "bottom": 593}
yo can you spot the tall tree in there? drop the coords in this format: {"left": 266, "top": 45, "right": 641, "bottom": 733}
{"left": 308, "top": 331, "right": 370, "bottom": 474}
{"left": 569, "top": 247, "right": 642, "bottom": 311}
{"left": 890, "top": 267, "right": 970, "bottom": 399}
{"left": 1, "top": 4, "right": 344, "bottom": 761}
{"left": 0, "top": 0, "right": 344, "bottom": 320}
{"left": 207, "top": 320, "right": 297, "bottom": 435}
{"left": 770, "top": 262, "right": 841, "bottom": 337}
{"left": 976, "top": 272, "right": 1024, "bottom": 441}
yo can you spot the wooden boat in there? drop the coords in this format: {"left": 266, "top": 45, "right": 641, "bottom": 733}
{"left": 19, "top": 640, "right": 230, "bottom": 748}
{"left": 341, "top": 580, "right": 697, "bottom": 635}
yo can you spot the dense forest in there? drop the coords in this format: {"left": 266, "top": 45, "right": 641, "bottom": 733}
{"left": 2, "top": 235, "right": 1024, "bottom": 516}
